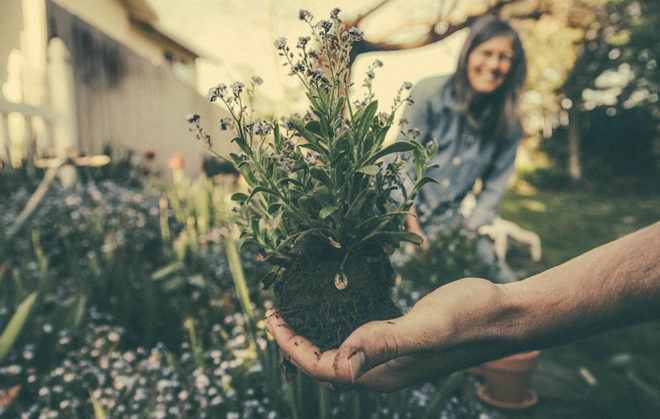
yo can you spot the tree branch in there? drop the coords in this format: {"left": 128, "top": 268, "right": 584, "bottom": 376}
{"left": 352, "top": 0, "right": 395, "bottom": 26}
{"left": 348, "top": 3, "right": 546, "bottom": 64}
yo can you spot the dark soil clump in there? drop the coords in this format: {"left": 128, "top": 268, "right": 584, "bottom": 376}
{"left": 273, "top": 242, "right": 401, "bottom": 351}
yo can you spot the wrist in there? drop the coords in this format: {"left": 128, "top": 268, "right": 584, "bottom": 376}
{"left": 451, "top": 279, "right": 530, "bottom": 355}
{"left": 488, "top": 282, "right": 529, "bottom": 343}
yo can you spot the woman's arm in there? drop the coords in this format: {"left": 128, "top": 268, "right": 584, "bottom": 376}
{"left": 267, "top": 222, "right": 660, "bottom": 391}
{"left": 405, "top": 205, "right": 428, "bottom": 250}
{"left": 466, "top": 135, "right": 520, "bottom": 230}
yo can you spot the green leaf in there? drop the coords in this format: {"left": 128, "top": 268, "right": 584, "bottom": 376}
{"left": 267, "top": 203, "right": 283, "bottom": 214}
{"left": 291, "top": 118, "right": 320, "bottom": 144}
{"left": 280, "top": 208, "right": 306, "bottom": 225}
{"left": 246, "top": 186, "right": 278, "bottom": 204}
{"left": 318, "top": 115, "right": 331, "bottom": 139}
{"left": 333, "top": 134, "right": 352, "bottom": 157}
{"left": 319, "top": 205, "right": 337, "bottom": 219}
{"left": 239, "top": 238, "right": 260, "bottom": 252}
{"left": 273, "top": 123, "right": 281, "bottom": 148}
{"left": 364, "top": 131, "right": 375, "bottom": 151}
{"left": 229, "top": 153, "right": 242, "bottom": 166}
{"left": 310, "top": 167, "right": 332, "bottom": 188}
{"left": 356, "top": 101, "right": 378, "bottom": 141}
{"left": 0, "top": 292, "right": 38, "bottom": 363}
{"left": 231, "top": 193, "right": 248, "bottom": 202}
{"left": 305, "top": 92, "right": 320, "bottom": 110}
{"left": 318, "top": 87, "right": 329, "bottom": 109}
{"left": 231, "top": 137, "right": 252, "bottom": 156}
{"left": 89, "top": 390, "right": 107, "bottom": 419}
{"left": 414, "top": 148, "right": 424, "bottom": 179}
{"left": 370, "top": 141, "right": 417, "bottom": 163}
{"left": 298, "top": 143, "right": 328, "bottom": 158}
{"left": 332, "top": 96, "right": 345, "bottom": 121}
{"left": 65, "top": 294, "right": 86, "bottom": 330}
{"left": 367, "top": 231, "right": 424, "bottom": 245}
{"left": 297, "top": 196, "right": 317, "bottom": 217}
{"left": 276, "top": 227, "right": 329, "bottom": 252}
{"left": 250, "top": 217, "right": 261, "bottom": 240}
{"left": 311, "top": 184, "right": 332, "bottom": 201}
{"left": 412, "top": 176, "right": 439, "bottom": 194}
{"left": 353, "top": 211, "right": 409, "bottom": 231}
{"left": 305, "top": 120, "right": 322, "bottom": 136}
{"left": 278, "top": 178, "right": 304, "bottom": 188}
{"left": 265, "top": 158, "right": 274, "bottom": 178}
{"left": 356, "top": 165, "right": 380, "bottom": 175}
{"left": 238, "top": 165, "right": 257, "bottom": 187}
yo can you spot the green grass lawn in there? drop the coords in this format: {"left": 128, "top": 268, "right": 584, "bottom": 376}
{"left": 494, "top": 186, "right": 660, "bottom": 418}
{"left": 500, "top": 187, "right": 660, "bottom": 269}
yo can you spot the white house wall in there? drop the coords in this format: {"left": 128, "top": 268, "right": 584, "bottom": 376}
{"left": 0, "top": 0, "right": 26, "bottom": 98}
{"left": 52, "top": 0, "right": 160, "bottom": 64}
{"left": 50, "top": 0, "right": 196, "bottom": 86}
{"left": 46, "top": 1, "right": 234, "bottom": 180}
{"left": 0, "top": 0, "right": 233, "bottom": 178}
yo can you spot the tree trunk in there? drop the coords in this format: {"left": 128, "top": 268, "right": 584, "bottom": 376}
{"left": 568, "top": 109, "right": 582, "bottom": 181}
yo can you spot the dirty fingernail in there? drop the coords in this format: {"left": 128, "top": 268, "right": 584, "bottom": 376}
{"left": 348, "top": 351, "right": 365, "bottom": 383}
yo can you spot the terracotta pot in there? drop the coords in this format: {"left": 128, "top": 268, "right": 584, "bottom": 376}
{"left": 475, "top": 350, "right": 540, "bottom": 409}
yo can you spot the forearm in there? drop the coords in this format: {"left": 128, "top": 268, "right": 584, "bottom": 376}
{"left": 490, "top": 222, "right": 660, "bottom": 351}
{"left": 273, "top": 223, "right": 660, "bottom": 391}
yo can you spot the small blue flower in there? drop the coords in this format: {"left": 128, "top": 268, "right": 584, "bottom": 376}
{"left": 274, "top": 37, "right": 287, "bottom": 50}
{"left": 298, "top": 9, "right": 313, "bottom": 22}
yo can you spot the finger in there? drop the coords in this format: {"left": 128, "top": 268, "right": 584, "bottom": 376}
{"left": 265, "top": 311, "right": 338, "bottom": 381}
{"left": 265, "top": 309, "right": 288, "bottom": 337}
{"left": 333, "top": 317, "right": 414, "bottom": 383}
{"left": 288, "top": 340, "right": 338, "bottom": 381}
{"left": 421, "top": 234, "right": 429, "bottom": 251}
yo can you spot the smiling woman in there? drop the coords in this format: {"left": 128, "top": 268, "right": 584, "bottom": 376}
{"left": 401, "top": 15, "right": 528, "bottom": 285}
{"left": 466, "top": 36, "right": 513, "bottom": 93}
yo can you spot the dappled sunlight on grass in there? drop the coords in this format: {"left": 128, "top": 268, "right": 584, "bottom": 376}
{"left": 500, "top": 186, "right": 660, "bottom": 268}
{"left": 521, "top": 199, "right": 547, "bottom": 213}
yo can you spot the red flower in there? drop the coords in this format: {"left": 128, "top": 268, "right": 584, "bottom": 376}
{"left": 169, "top": 155, "right": 184, "bottom": 170}
{"left": 144, "top": 150, "right": 156, "bottom": 160}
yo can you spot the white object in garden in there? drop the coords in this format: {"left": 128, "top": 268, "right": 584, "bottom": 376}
{"left": 47, "top": 37, "right": 79, "bottom": 186}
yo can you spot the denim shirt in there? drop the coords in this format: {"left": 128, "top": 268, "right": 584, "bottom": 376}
{"left": 400, "top": 75, "right": 521, "bottom": 230}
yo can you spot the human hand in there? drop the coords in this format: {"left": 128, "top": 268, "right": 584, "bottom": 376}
{"left": 405, "top": 207, "right": 429, "bottom": 251}
{"left": 266, "top": 277, "right": 507, "bottom": 392}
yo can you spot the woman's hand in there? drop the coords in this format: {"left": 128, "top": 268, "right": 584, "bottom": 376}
{"left": 406, "top": 205, "right": 429, "bottom": 251}
{"left": 266, "top": 278, "right": 508, "bottom": 392}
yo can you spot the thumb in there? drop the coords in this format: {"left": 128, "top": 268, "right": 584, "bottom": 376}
{"left": 333, "top": 318, "right": 412, "bottom": 383}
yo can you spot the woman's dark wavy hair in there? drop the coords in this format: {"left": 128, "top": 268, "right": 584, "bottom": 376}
{"left": 452, "top": 15, "right": 527, "bottom": 142}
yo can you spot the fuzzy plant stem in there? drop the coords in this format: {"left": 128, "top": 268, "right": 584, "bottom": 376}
{"left": 2, "top": 163, "right": 60, "bottom": 257}
{"left": 186, "top": 316, "right": 205, "bottom": 370}
{"left": 318, "top": 385, "right": 330, "bottom": 419}
{"left": 420, "top": 371, "right": 467, "bottom": 419}
{"left": 0, "top": 292, "right": 38, "bottom": 363}
{"left": 223, "top": 234, "right": 257, "bottom": 345}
